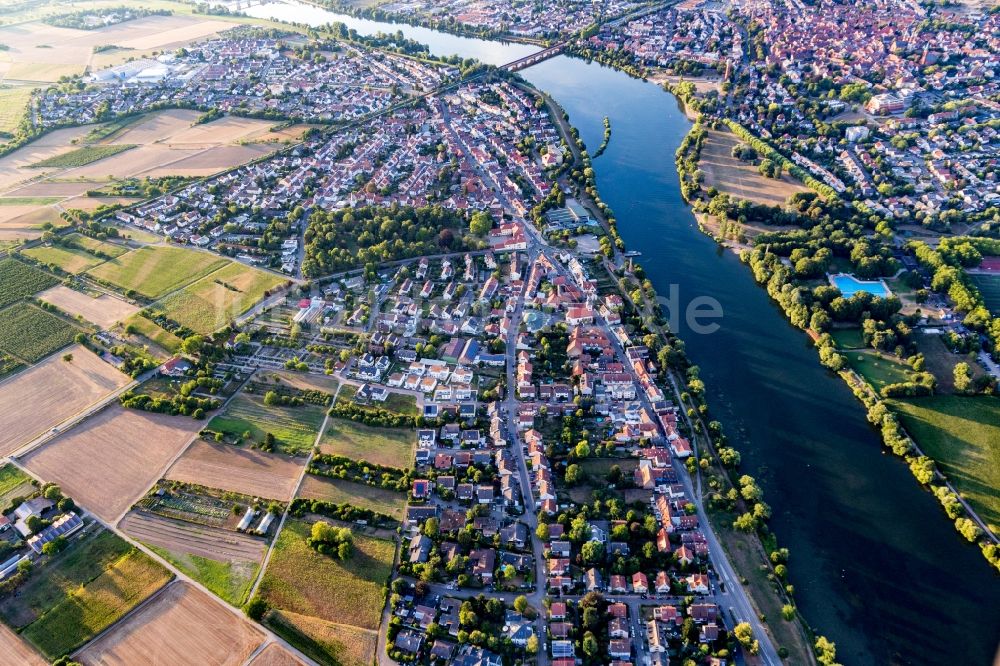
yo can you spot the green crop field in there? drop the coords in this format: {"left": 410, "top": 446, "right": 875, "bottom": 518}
{"left": 298, "top": 475, "right": 407, "bottom": 521}
{"left": 23, "top": 235, "right": 127, "bottom": 275}
{"left": 0, "top": 303, "right": 80, "bottom": 363}
{"left": 158, "top": 262, "right": 285, "bottom": 334}
{"left": 969, "top": 273, "right": 1000, "bottom": 316}
{"left": 892, "top": 395, "right": 1000, "bottom": 534}
{"left": 0, "top": 86, "right": 33, "bottom": 136}
{"left": 29, "top": 144, "right": 136, "bottom": 169}
{"left": 0, "top": 196, "right": 62, "bottom": 206}
{"left": 147, "top": 545, "right": 258, "bottom": 607}
{"left": 88, "top": 246, "right": 229, "bottom": 299}
{"left": 320, "top": 417, "right": 413, "bottom": 469}
{"left": 0, "top": 258, "right": 58, "bottom": 309}
{"left": 257, "top": 519, "right": 393, "bottom": 631}
{"left": 207, "top": 392, "right": 326, "bottom": 455}
{"left": 0, "top": 529, "right": 171, "bottom": 659}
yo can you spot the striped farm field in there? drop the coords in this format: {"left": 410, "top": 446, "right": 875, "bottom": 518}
{"left": 0, "top": 302, "right": 80, "bottom": 363}
{"left": 88, "top": 246, "right": 229, "bottom": 299}
{"left": 0, "top": 257, "right": 58, "bottom": 309}
{"left": 158, "top": 262, "right": 285, "bottom": 334}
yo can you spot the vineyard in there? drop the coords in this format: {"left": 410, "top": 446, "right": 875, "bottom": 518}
{"left": 0, "top": 303, "right": 79, "bottom": 363}
{"left": 0, "top": 258, "right": 58, "bottom": 309}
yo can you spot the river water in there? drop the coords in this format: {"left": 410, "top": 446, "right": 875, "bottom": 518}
{"left": 247, "top": 2, "right": 1000, "bottom": 663}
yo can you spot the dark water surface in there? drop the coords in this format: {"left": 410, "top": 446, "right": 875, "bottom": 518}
{"left": 246, "top": 4, "right": 1000, "bottom": 662}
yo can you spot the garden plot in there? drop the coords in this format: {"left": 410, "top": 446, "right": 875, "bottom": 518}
{"left": 0, "top": 344, "right": 130, "bottom": 456}
{"left": 21, "top": 405, "right": 201, "bottom": 522}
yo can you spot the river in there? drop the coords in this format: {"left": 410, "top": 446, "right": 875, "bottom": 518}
{"left": 246, "top": 2, "right": 1000, "bottom": 663}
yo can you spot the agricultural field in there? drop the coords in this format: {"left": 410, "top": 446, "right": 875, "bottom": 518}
{"left": 77, "top": 581, "right": 264, "bottom": 666}
{"left": 266, "top": 610, "right": 377, "bottom": 666}
{"left": 0, "top": 86, "right": 33, "bottom": 136}
{"left": 0, "top": 257, "right": 58, "bottom": 309}
{"left": 336, "top": 383, "right": 418, "bottom": 417}
{"left": 158, "top": 262, "right": 285, "bottom": 335}
{"left": 29, "top": 144, "right": 136, "bottom": 168}
{"left": 123, "top": 313, "right": 183, "bottom": 355}
{"left": 248, "top": 642, "right": 307, "bottom": 666}
{"left": 319, "top": 418, "right": 414, "bottom": 469}
{"left": 21, "top": 405, "right": 202, "bottom": 522}
{"left": 892, "top": 396, "right": 1000, "bottom": 534}
{"left": 0, "top": 622, "right": 45, "bottom": 666}
{"left": 298, "top": 475, "right": 406, "bottom": 522}
{"left": 257, "top": 518, "right": 394, "bottom": 633}
{"left": 122, "top": 511, "right": 263, "bottom": 606}
{"left": 88, "top": 245, "right": 229, "bottom": 299}
{"left": 21, "top": 243, "right": 107, "bottom": 274}
{"left": 207, "top": 391, "right": 326, "bottom": 456}
{"left": 0, "top": 344, "right": 130, "bottom": 456}
{"left": 38, "top": 285, "right": 139, "bottom": 329}
{"left": 698, "top": 126, "right": 809, "bottom": 206}
{"left": 0, "top": 529, "right": 172, "bottom": 660}
{"left": 0, "top": 302, "right": 81, "bottom": 363}
{"left": 166, "top": 439, "right": 306, "bottom": 501}
{"left": 969, "top": 272, "right": 1000, "bottom": 316}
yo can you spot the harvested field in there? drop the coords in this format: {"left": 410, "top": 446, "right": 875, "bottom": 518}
{"left": 77, "top": 581, "right": 263, "bottom": 666}
{"left": 121, "top": 511, "right": 266, "bottom": 565}
{"left": 0, "top": 344, "right": 130, "bottom": 455}
{"left": 0, "top": 126, "right": 91, "bottom": 195}
{"left": 258, "top": 519, "right": 394, "bottom": 631}
{"left": 320, "top": 418, "right": 414, "bottom": 469}
{"left": 249, "top": 642, "right": 307, "bottom": 666}
{"left": 104, "top": 16, "right": 237, "bottom": 51}
{"left": 266, "top": 610, "right": 377, "bottom": 666}
{"left": 266, "top": 370, "right": 339, "bottom": 396}
{"left": 0, "top": 622, "right": 44, "bottom": 666}
{"left": 298, "top": 475, "right": 406, "bottom": 521}
{"left": 158, "top": 262, "right": 285, "bottom": 334}
{"left": 0, "top": 86, "right": 33, "bottom": 135}
{"left": 4, "top": 62, "right": 85, "bottom": 82}
{"left": 699, "top": 126, "right": 809, "bottom": 206}
{"left": 166, "top": 439, "right": 305, "bottom": 501}
{"left": 38, "top": 285, "right": 138, "bottom": 328}
{"left": 21, "top": 405, "right": 201, "bottom": 522}
{"left": 88, "top": 245, "right": 229, "bottom": 299}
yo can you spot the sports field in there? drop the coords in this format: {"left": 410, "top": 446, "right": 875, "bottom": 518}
{"left": 969, "top": 272, "right": 1000, "bottom": 316}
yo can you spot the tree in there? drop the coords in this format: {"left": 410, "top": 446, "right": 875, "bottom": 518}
{"left": 581, "top": 540, "right": 604, "bottom": 565}
{"left": 525, "top": 635, "right": 538, "bottom": 655}
{"left": 535, "top": 522, "right": 549, "bottom": 540}
{"left": 263, "top": 390, "right": 280, "bottom": 406}
{"left": 62, "top": 353, "right": 73, "bottom": 362}
{"left": 953, "top": 362, "right": 972, "bottom": 393}
{"left": 244, "top": 596, "right": 269, "bottom": 621}
{"left": 733, "top": 622, "right": 754, "bottom": 647}
{"left": 514, "top": 595, "right": 529, "bottom": 614}
{"left": 574, "top": 441, "right": 591, "bottom": 458}
{"left": 181, "top": 335, "right": 204, "bottom": 355}
{"left": 564, "top": 463, "right": 583, "bottom": 486}
{"left": 582, "top": 631, "right": 599, "bottom": 657}
{"left": 469, "top": 211, "right": 493, "bottom": 236}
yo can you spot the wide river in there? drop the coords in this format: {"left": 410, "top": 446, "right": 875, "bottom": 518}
{"left": 248, "top": 2, "right": 1000, "bottom": 663}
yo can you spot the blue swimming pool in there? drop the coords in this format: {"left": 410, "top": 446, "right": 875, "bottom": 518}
{"left": 830, "top": 274, "right": 891, "bottom": 298}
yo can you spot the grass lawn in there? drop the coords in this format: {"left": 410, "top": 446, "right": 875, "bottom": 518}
{"left": 208, "top": 392, "right": 326, "bottom": 455}
{"left": 124, "top": 314, "right": 182, "bottom": 355}
{"left": 267, "top": 610, "right": 377, "bottom": 666}
{"left": 336, "top": 384, "right": 418, "bottom": 417}
{"left": 0, "top": 303, "right": 80, "bottom": 363}
{"left": 146, "top": 545, "right": 258, "bottom": 607}
{"left": 830, "top": 327, "right": 865, "bottom": 349}
{"left": 258, "top": 519, "right": 393, "bottom": 631}
{"left": 891, "top": 395, "right": 1000, "bottom": 534}
{"left": 22, "top": 244, "right": 106, "bottom": 274}
{"left": 29, "top": 144, "right": 136, "bottom": 169}
{"left": 0, "top": 258, "right": 58, "bottom": 309}
{"left": 320, "top": 418, "right": 413, "bottom": 469}
{"left": 299, "top": 475, "right": 406, "bottom": 521}
{"left": 157, "top": 262, "right": 285, "bottom": 335}
{"left": 88, "top": 246, "right": 229, "bottom": 299}
{"left": 0, "top": 463, "right": 33, "bottom": 509}
{"left": 0, "top": 86, "right": 33, "bottom": 135}
{"left": 969, "top": 273, "right": 1000, "bottom": 316}
{"left": 846, "top": 351, "right": 912, "bottom": 393}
